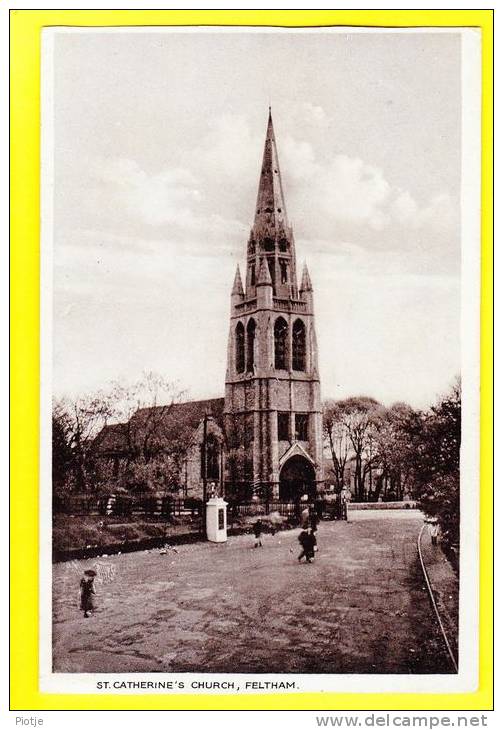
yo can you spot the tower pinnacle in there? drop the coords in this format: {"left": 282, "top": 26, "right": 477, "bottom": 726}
{"left": 231, "top": 264, "right": 244, "bottom": 296}
{"left": 300, "top": 263, "right": 313, "bottom": 292}
{"left": 257, "top": 257, "right": 272, "bottom": 286}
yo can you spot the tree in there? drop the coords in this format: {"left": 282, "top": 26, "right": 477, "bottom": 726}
{"left": 53, "top": 372, "right": 186, "bottom": 494}
{"left": 109, "top": 372, "right": 186, "bottom": 464}
{"left": 52, "top": 402, "right": 74, "bottom": 494}
{"left": 372, "top": 402, "right": 419, "bottom": 501}
{"left": 336, "top": 397, "right": 381, "bottom": 500}
{"left": 53, "top": 390, "right": 115, "bottom": 492}
{"left": 98, "top": 372, "right": 187, "bottom": 494}
{"left": 406, "top": 379, "right": 461, "bottom": 550}
{"left": 323, "top": 397, "right": 423, "bottom": 502}
{"left": 323, "top": 400, "right": 351, "bottom": 491}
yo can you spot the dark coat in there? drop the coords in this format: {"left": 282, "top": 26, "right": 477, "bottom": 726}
{"left": 80, "top": 578, "right": 96, "bottom": 612}
{"left": 298, "top": 530, "right": 317, "bottom": 557}
{"left": 253, "top": 521, "right": 263, "bottom": 538}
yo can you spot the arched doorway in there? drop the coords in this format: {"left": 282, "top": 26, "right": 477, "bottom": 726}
{"left": 279, "top": 455, "right": 316, "bottom": 501}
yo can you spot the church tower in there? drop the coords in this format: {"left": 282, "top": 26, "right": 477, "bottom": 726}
{"left": 224, "top": 110, "right": 323, "bottom": 500}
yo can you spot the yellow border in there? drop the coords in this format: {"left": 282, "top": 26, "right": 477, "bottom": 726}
{"left": 10, "top": 9, "right": 493, "bottom": 711}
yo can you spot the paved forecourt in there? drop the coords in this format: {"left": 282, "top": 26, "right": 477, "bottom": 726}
{"left": 53, "top": 510, "right": 453, "bottom": 674}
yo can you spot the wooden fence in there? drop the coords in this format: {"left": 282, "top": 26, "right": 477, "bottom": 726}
{"left": 53, "top": 494, "right": 309, "bottom": 519}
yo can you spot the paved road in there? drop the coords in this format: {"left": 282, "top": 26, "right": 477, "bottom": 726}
{"left": 53, "top": 510, "right": 454, "bottom": 674}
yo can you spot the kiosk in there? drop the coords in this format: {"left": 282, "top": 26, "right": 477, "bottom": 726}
{"left": 206, "top": 496, "right": 228, "bottom": 542}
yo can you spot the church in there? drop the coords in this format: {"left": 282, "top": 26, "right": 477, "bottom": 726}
{"left": 97, "top": 111, "right": 324, "bottom": 502}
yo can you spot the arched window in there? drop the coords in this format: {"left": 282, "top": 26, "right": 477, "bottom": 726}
{"left": 274, "top": 317, "right": 288, "bottom": 370}
{"left": 235, "top": 322, "right": 245, "bottom": 373}
{"left": 246, "top": 319, "right": 256, "bottom": 372}
{"left": 292, "top": 319, "right": 306, "bottom": 371}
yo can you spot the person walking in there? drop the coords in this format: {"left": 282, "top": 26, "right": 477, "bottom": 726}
{"left": 300, "top": 505, "right": 310, "bottom": 529}
{"left": 79, "top": 569, "right": 97, "bottom": 618}
{"left": 253, "top": 518, "right": 264, "bottom": 548}
{"left": 298, "top": 528, "right": 317, "bottom": 563}
{"left": 340, "top": 486, "right": 351, "bottom": 521}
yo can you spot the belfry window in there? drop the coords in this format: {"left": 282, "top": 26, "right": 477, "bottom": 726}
{"left": 280, "top": 259, "right": 289, "bottom": 284}
{"left": 267, "top": 258, "right": 275, "bottom": 286}
{"left": 235, "top": 322, "right": 245, "bottom": 373}
{"left": 246, "top": 319, "right": 256, "bottom": 372}
{"left": 292, "top": 319, "right": 306, "bottom": 371}
{"left": 295, "top": 414, "right": 309, "bottom": 441}
{"left": 264, "top": 237, "right": 275, "bottom": 252}
{"left": 277, "top": 412, "right": 290, "bottom": 441}
{"left": 279, "top": 238, "right": 288, "bottom": 252}
{"left": 274, "top": 317, "right": 288, "bottom": 370}
{"left": 250, "top": 263, "right": 256, "bottom": 286}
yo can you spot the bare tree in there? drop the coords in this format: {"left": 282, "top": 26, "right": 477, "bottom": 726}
{"left": 373, "top": 402, "right": 418, "bottom": 501}
{"left": 53, "top": 390, "right": 115, "bottom": 492}
{"left": 100, "top": 372, "right": 187, "bottom": 493}
{"left": 337, "top": 397, "right": 381, "bottom": 500}
{"left": 323, "top": 400, "right": 351, "bottom": 491}
{"left": 109, "top": 372, "right": 186, "bottom": 462}
{"left": 53, "top": 372, "right": 186, "bottom": 494}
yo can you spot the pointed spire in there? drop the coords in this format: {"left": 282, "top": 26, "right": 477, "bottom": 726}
{"left": 300, "top": 263, "right": 313, "bottom": 292}
{"left": 253, "top": 109, "right": 288, "bottom": 235}
{"left": 231, "top": 264, "right": 244, "bottom": 296}
{"left": 257, "top": 257, "right": 272, "bottom": 286}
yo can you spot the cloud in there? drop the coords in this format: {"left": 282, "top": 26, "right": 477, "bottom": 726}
{"left": 390, "top": 190, "right": 418, "bottom": 224}
{"left": 282, "top": 137, "right": 457, "bottom": 236}
{"left": 92, "top": 157, "right": 201, "bottom": 227}
{"left": 295, "top": 102, "right": 330, "bottom": 127}
{"left": 191, "top": 114, "right": 258, "bottom": 182}
{"left": 416, "top": 192, "right": 457, "bottom": 229}
{"left": 57, "top": 108, "right": 458, "bottom": 287}
{"left": 71, "top": 152, "right": 247, "bottom": 255}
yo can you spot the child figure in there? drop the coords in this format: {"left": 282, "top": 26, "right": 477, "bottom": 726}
{"left": 298, "top": 528, "right": 317, "bottom": 563}
{"left": 429, "top": 518, "right": 440, "bottom": 546}
{"left": 80, "top": 569, "right": 97, "bottom": 618}
{"left": 253, "top": 519, "right": 264, "bottom": 548}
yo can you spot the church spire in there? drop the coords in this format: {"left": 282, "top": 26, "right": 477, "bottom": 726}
{"left": 253, "top": 108, "right": 289, "bottom": 237}
{"left": 243, "top": 110, "right": 298, "bottom": 299}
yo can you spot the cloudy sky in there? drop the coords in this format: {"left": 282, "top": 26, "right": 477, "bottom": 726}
{"left": 49, "top": 29, "right": 462, "bottom": 408}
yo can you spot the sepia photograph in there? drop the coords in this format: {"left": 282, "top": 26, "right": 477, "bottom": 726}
{"left": 39, "top": 25, "right": 481, "bottom": 693}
